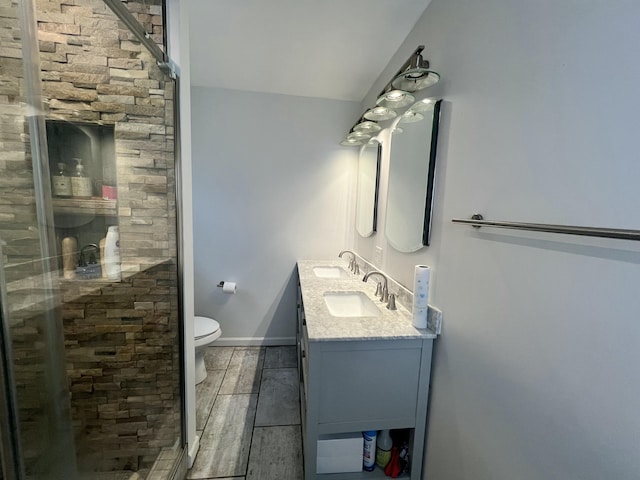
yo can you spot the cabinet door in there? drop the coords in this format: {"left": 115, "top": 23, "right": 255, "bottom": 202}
{"left": 315, "top": 341, "right": 421, "bottom": 427}
{"left": 296, "top": 285, "right": 305, "bottom": 382}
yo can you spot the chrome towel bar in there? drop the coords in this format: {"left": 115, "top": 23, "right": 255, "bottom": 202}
{"left": 452, "top": 214, "right": 640, "bottom": 241}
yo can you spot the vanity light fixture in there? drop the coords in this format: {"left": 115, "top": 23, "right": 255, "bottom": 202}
{"left": 347, "top": 130, "right": 372, "bottom": 141}
{"left": 340, "top": 137, "right": 367, "bottom": 146}
{"left": 353, "top": 120, "right": 382, "bottom": 134}
{"left": 363, "top": 106, "right": 397, "bottom": 121}
{"left": 407, "top": 98, "right": 435, "bottom": 112}
{"left": 340, "top": 130, "right": 371, "bottom": 145}
{"left": 341, "top": 126, "right": 375, "bottom": 146}
{"left": 399, "top": 111, "right": 424, "bottom": 124}
{"left": 376, "top": 89, "right": 415, "bottom": 109}
{"left": 340, "top": 45, "right": 439, "bottom": 146}
{"left": 391, "top": 46, "right": 439, "bottom": 92}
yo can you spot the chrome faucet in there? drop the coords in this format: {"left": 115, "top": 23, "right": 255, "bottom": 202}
{"left": 362, "top": 271, "right": 388, "bottom": 303}
{"left": 386, "top": 293, "right": 397, "bottom": 310}
{"left": 338, "top": 250, "right": 357, "bottom": 273}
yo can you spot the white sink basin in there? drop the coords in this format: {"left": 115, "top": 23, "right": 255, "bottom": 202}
{"left": 323, "top": 291, "right": 381, "bottom": 317}
{"left": 313, "top": 266, "right": 350, "bottom": 279}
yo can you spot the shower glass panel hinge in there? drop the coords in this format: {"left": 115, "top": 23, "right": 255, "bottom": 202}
{"left": 157, "top": 60, "right": 178, "bottom": 79}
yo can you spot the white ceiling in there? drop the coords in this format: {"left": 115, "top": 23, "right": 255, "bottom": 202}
{"left": 187, "top": 0, "right": 431, "bottom": 102}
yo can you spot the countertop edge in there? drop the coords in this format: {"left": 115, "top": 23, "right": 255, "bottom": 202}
{"left": 297, "top": 260, "right": 437, "bottom": 342}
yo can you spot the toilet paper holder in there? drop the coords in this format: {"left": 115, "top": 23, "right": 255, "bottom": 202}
{"left": 217, "top": 281, "right": 237, "bottom": 293}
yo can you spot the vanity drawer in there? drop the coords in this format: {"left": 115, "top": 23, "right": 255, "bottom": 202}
{"left": 297, "top": 304, "right": 305, "bottom": 331}
{"left": 300, "top": 379, "right": 307, "bottom": 456}
{"left": 301, "top": 324, "right": 309, "bottom": 401}
{"left": 296, "top": 330, "right": 301, "bottom": 378}
{"left": 316, "top": 341, "right": 421, "bottom": 427}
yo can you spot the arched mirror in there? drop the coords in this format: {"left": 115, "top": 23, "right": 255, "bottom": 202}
{"left": 355, "top": 138, "right": 382, "bottom": 237}
{"left": 385, "top": 99, "right": 442, "bottom": 252}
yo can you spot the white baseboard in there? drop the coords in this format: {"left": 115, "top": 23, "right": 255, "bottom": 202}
{"left": 187, "top": 434, "right": 200, "bottom": 468}
{"left": 214, "top": 336, "right": 296, "bottom": 347}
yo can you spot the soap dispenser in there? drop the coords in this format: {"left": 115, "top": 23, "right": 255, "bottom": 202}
{"left": 71, "top": 158, "right": 92, "bottom": 198}
{"left": 52, "top": 162, "right": 72, "bottom": 197}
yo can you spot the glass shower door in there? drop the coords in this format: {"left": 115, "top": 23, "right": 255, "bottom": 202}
{"left": 1, "top": 0, "right": 78, "bottom": 476}
{"left": 0, "top": 0, "right": 185, "bottom": 478}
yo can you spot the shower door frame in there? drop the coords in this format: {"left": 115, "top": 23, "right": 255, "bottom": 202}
{"left": 0, "top": 0, "right": 188, "bottom": 477}
{"left": 0, "top": 245, "right": 23, "bottom": 480}
{"left": 88, "top": 0, "right": 190, "bottom": 475}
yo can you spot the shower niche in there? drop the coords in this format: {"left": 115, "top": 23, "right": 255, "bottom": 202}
{"left": 46, "top": 120, "right": 117, "bottom": 205}
{"left": 46, "top": 120, "right": 118, "bottom": 280}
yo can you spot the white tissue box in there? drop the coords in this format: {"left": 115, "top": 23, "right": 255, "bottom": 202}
{"left": 316, "top": 433, "right": 363, "bottom": 474}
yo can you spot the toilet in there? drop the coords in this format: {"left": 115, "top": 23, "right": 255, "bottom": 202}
{"left": 194, "top": 316, "right": 222, "bottom": 384}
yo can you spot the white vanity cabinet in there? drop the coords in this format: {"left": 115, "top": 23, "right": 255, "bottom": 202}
{"left": 296, "top": 270, "right": 435, "bottom": 480}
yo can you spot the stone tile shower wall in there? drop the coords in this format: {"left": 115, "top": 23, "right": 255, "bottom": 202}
{"left": 0, "top": 0, "right": 59, "bottom": 474}
{"left": 0, "top": 0, "right": 42, "bottom": 277}
{"left": 2, "top": 0, "right": 181, "bottom": 474}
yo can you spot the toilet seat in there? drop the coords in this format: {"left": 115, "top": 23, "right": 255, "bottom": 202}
{"left": 195, "top": 316, "right": 220, "bottom": 339}
{"left": 193, "top": 316, "right": 222, "bottom": 384}
{"left": 194, "top": 316, "right": 221, "bottom": 348}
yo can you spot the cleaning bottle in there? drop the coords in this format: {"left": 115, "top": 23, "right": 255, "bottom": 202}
{"left": 375, "top": 429, "right": 392, "bottom": 469}
{"left": 363, "top": 430, "right": 377, "bottom": 471}
{"left": 104, "top": 226, "right": 121, "bottom": 280}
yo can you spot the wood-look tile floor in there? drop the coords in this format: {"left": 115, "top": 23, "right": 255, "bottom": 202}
{"left": 187, "top": 346, "right": 303, "bottom": 480}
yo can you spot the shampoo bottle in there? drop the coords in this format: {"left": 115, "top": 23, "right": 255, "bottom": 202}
{"left": 61, "top": 236, "right": 77, "bottom": 280}
{"left": 105, "top": 226, "right": 121, "bottom": 280}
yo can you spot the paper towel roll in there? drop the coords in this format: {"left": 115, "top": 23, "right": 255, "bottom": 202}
{"left": 222, "top": 281, "right": 236, "bottom": 294}
{"left": 413, "top": 265, "right": 430, "bottom": 308}
{"left": 412, "top": 306, "right": 428, "bottom": 329}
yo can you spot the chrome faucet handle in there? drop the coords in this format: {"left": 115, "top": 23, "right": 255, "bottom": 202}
{"left": 354, "top": 263, "right": 360, "bottom": 275}
{"left": 374, "top": 282, "right": 382, "bottom": 297}
{"left": 363, "top": 271, "right": 389, "bottom": 301}
{"left": 386, "top": 293, "right": 397, "bottom": 310}
{"left": 339, "top": 250, "right": 357, "bottom": 272}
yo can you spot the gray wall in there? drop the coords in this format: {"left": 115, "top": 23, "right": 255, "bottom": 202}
{"left": 354, "top": 1, "right": 640, "bottom": 478}
{"left": 191, "top": 87, "right": 359, "bottom": 343}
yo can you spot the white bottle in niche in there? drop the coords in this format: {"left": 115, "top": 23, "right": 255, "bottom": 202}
{"left": 71, "top": 158, "right": 93, "bottom": 198}
{"left": 105, "top": 226, "right": 121, "bottom": 280}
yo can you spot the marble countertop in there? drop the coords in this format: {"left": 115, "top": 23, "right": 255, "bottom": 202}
{"left": 297, "top": 260, "right": 437, "bottom": 342}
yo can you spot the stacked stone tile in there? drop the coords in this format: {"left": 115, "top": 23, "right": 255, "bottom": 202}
{"left": 2, "top": 0, "right": 181, "bottom": 474}
{"left": 0, "top": 0, "right": 59, "bottom": 473}
{"left": 0, "top": 0, "right": 42, "bottom": 278}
